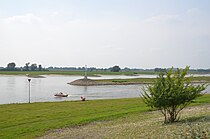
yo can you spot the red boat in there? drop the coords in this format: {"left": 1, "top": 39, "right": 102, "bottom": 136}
{"left": 81, "top": 96, "right": 86, "bottom": 101}
{"left": 54, "top": 92, "right": 68, "bottom": 97}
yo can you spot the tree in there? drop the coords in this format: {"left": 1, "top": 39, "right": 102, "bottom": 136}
{"left": 154, "top": 68, "right": 166, "bottom": 72}
{"left": 31, "top": 64, "right": 37, "bottom": 71}
{"left": 25, "top": 62, "right": 30, "bottom": 71}
{"left": 7, "top": 62, "right": 16, "bottom": 71}
{"left": 142, "top": 66, "right": 207, "bottom": 123}
{"left": 111, "top": 65, "right": 121, "bottom": 72}
{"left": 38, "top": 64, "right": 42, "bottom": 71}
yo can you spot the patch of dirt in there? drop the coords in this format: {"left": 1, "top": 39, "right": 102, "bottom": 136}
{"left": 39, "top": 105, "right": 210, "bottom": 139}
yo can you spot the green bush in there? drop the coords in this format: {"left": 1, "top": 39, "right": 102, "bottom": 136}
{"left": 142, "top": 66, "right": 207, "bottom": 123}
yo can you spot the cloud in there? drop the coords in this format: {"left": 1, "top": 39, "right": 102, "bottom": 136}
{"left": 0, "top": 8, "right": 209, "bottom": 68}
{"left": 186, "top": 8, "right": 200, "bottom": 15}
{"left": 143, "top": 14, "right": 181, "bottom": 24}
{"left": 51, "top": 11, "right": 60, "bottom": 18}
{"left": 4, "top": 13, "right": 43, "bottom": 24}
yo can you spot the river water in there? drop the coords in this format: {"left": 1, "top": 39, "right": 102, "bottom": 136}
{"left": 0, "top": 74, "right": 209, "bottom": 104}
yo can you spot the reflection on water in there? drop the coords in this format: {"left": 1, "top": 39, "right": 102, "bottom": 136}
{"left": 83, "top": 86, "right": 88, "bottom": 93}
{"left": 0, "top": 75, "right": 209, "bottom": 104}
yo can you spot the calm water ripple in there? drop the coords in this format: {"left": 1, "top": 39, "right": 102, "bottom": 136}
{"left": 0, "top": 75, "right": 209, "bottom": 104}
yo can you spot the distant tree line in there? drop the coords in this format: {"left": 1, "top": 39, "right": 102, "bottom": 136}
{"left": 154, "top": 67, "right": 210, "bottom": 73}
{"left": 1, "top": 62, "right": 210, "bottom": 73}
{"left": 154, "top": 68, "right": 166, "bottom": 72}
{"left": 0, "top": 63, "right": 123, "bottom": 72}
{"left": 47, "top": 65, "right": 121, "bottom": 72}
{"left": 189, "top": 69, "right": 210, "bottom": 73}
{"left": 0, "top": 62, "right": 47, "bottom": 71}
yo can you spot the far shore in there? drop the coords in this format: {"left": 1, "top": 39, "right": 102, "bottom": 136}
{"left": 1, "top": 70, "right": 210, "bottom": 77}
{"left": 0, "top": 71, "right": 210, "bottom": 84}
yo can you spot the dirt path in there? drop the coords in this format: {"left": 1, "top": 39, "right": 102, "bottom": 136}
{"left": 39, "top": 105, "right": 210, "bottom": 139}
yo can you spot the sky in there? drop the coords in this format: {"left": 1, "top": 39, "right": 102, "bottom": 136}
{"left": 0, "top": 0, "right": 210, "bottom": 69}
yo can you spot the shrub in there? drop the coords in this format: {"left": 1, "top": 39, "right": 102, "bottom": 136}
{"left": 142, "top": 66, "right": 207, "bottom": 123}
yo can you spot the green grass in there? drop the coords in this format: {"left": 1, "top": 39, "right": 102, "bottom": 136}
{"left": 0, "top": 71, "right": 86, "bottom": 76}
{"left": 96, "top": 78, "right": 156, "bottom": 83}
{"left": 0, "top": 95, "right": 210, "bottom": 139}
{"left": 192, "top": 76, "right": 210, "bottom": 82}
{"left": 0, "top": 71, "right": 156, "bottom": 76}
{"left": 0, "top": 98, "right": 147, "bottom": 139}
{"left": 0, "top": 70, "right": 209, "bottom": 77}
{"left": 95, "top": 76, "right": 210, "bottom": 84}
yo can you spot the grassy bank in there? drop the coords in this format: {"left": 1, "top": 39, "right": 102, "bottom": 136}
{"left": 0, "top": 71, "right": 156, "bottom": 76}
{"left": 95, "top": 78, "right": 155, "bottom": 84}
{"left": 0, "top": 98, "right": 148, "bottom": 139}
{"left": 0, "top": 71, "right": 86, "bottom": 76}
{"left": 95, "top": 76, "right": 210, "bottom": 84}
{"left": 1, "top": 95, "right": 210, "bottom": 139}
{"left": 42, "top": 103, "right": 210, "bottom": 139}
{"left": 1, "top": 71, "right": 210, "bottom": 84}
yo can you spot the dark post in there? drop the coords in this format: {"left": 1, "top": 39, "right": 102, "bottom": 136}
{"left": 28, "top": 78, "right": 31, "bottom": 103}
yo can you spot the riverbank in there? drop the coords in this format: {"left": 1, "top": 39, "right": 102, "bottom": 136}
{"left": 1, "top": 70, "right": 210, "bottom": 77}
{"left": 0, "top": 95, "right": 210, "bottom": 139}
{"left": 69, "top": 76, "right": 210, "bottom": 86}
{"left": 69, "top": 78, "right": 154, "bottom": 86}
{"left": 40, "top": 105, "right": 210, "bottom": 139}
{"left": 0, "top": 70, "right": 210, "bottom": 77}
{"left": 0, "top": 71, "right": 156, "bottom": 76}
{"left": 1, "top": 71, "right": 210, "bottom": 82}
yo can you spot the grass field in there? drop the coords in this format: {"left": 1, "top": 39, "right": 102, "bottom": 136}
{"left": 0, "top": 70, "right": 209, "bottom": 76}
{"left": 0, "top": 71, "right": 156, "bottom": 76}
{"left": 95, "top": 76, "right": 210, "bottom": 84}
{"left": 0, "top": 98, "right": 148, "bottom": 139}
{"left": 0, "top": 95, "right": 210, "bottom": 139}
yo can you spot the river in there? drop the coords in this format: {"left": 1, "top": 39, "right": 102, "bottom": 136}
{"left": 0, "top": 74, "right": 209, "bottom": 104}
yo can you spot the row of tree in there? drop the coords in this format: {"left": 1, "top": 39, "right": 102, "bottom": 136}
{"left": 1, "top": 63, "right": 121, "bottom": 72}
{"left": 47, "top": 65, "right": 121, "bottom": 72}
{"left": 46, "top": 66, "right": 210, "bottom": 73}
{"left": 1, "top": 62, "right": 45, "bottom": 71}
{"left": 1, "top": 62, "right": 210, "bottom": 73}
{"left": 154, "top": 67, "right": 210, "bottom": 73}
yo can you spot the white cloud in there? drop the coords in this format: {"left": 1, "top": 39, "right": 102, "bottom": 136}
{"left": 186, "top": 8, "right": 200, "bottom": 15}
{"left": 51, "top": 11, "right": 60, "bottom": 17}
{"left": 4, "top": 13, "right": 43, "bottom": 24}
{"left": 0, "top": 8, "right": 209, "bottom": 68}
{"left": 143, "top": 14, "right": 181, "bottom": 24}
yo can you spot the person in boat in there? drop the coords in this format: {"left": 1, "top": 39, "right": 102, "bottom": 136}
{"left": 81, "top": 96, "right": 85, "bottom": 101}
{"left": 54, "top": 92, "right": 68, "bottom": 97}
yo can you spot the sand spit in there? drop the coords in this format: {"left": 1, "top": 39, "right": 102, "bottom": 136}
{"left": 68, "top": 78, "right": 149, "bottom": 86}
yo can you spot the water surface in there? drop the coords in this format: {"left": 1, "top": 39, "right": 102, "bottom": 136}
{"left": 0, "top": 75, "right": 209, "bottom": 104}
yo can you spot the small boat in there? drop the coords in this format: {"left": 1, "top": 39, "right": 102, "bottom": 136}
{"left": 54, "top": 92, "right": 68, "bottom": 97}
